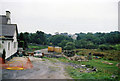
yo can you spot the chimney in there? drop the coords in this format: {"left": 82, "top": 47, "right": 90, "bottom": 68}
{"left": 6, "top": 11, "right": 11, "bottom": 24}
{"left": 6, "top": 11, "right": 11, "bottom": 19}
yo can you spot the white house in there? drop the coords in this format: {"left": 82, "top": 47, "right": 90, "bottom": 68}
{"left": 0, "top": 11, "right": 18, "bottom": 59}
{"left": 71, "top": 34, "right": 77, "bottom": 40}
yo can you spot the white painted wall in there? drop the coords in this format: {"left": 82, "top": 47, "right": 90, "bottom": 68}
{"left": 71, "top": 35, "right": 77, "bottom": 40}
{"left": 12, "top": 30, "right": 18, "bottom": 55}
{"left": 0, "top": 30, "right": 18, "bottom": 59}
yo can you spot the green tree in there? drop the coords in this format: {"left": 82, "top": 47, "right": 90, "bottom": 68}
{"left": 24, "top": 32, "right": 30, "bottom": 43}
{"left": 85, "top": 41, "right": 97, "bottom": 49}
{"left": 35, "top": 31, "right": 46, "bottom": 45}
{"left": 99, "top": 44, "right": 109, "bottom": 50}
{"left": 49, "top": 35, "right": 73, "bottom": 46}
{"left": 19, "top": 33, "right": 24, "bottom": 41}
{"left": 75, "top": 39, "right": 97, "bottom": 49}
{"left": 18, "top": 33, "right": 25, "bottom": 48}
{"left": 64, "top": 42, "right": 75, "bottom": 50}
{"left": 18, "top": 32, "right": 28, "bottom": 49}
{"left": 58, "top": 40, "right": 69, "bottom": 49}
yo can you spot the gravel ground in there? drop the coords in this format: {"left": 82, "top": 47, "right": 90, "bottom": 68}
{"left": 2, "top": 57, "right": 72, "bottom": 79}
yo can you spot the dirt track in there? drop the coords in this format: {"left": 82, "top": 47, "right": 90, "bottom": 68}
{"left": 2, "top": 57, "right": 72, "bottom": 79}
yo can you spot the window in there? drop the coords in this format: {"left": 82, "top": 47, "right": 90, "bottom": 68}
{"left": 8, "top": 42, "right": 10, "bottom": 50}
{"left": 14, "top": 42, "right": 16, "bottom": 48}
{"left": 2, "top": 41, "right": 4, "bottom": 43}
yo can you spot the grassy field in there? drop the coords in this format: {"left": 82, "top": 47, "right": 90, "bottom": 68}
{"left": 57, "top": 57, "right": 120, "bottom": 80}
{"left": 28, "top": 45, "right": 48, "bottom": 49}
{"left": 43, "top": 56, "right": 119, "bottom": 80}
{"left": 75, "top": 49, "right": 120, "bottom": 61}
{"left": 43, "top": 48, "right": 120, "bottom": 80}
{"left": 27, "top": 44, "right": 48, "bottom": 52}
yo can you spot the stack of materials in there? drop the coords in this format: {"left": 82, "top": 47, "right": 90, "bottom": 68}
{"left": 48, "top": 46, "right": 62, "bottom": 53}
{"left": 63, "top": 54, "right": 88, "bottom": 61}
{"left": 54, "top": 47, "right": 62, "bottom": 53}
{"left": 48, "top": 46, "right": 54, "bottom": 52}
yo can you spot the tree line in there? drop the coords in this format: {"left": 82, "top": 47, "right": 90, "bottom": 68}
{"left": 18, "top": 31, "right": 120, "bottom": 50}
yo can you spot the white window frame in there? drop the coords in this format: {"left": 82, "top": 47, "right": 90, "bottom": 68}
{"left": 8, "top": 42, "right": 10, "bottom": 50}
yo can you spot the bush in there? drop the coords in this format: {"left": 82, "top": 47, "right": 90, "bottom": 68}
{"left": 64, "top": 50, "right": 75, "bottom": 57}
{"left": 99, "top": 45, "right": 110, "bottom": 50}
{"left": 99, "top": 44, "right": 119, "bottom": 50}
{"left": 75, "top": 49, "right": 120, "bottom": 61}
{"left": 2, "top": 49, "right": 6, "bottom": 63}
{"left": 108, "top": 57, "right": 114, "bottom": 61}
{"left": 64, "top": 42, "right": 75, "bottom": 50}
{"left": 93, "top": 52, "right": 105, "bottom": 57}
{"left": 113, "top": 44, "right": 120, "bottom": 50}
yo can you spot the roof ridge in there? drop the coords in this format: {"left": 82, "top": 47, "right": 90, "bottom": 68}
{"left": 0, "top": 15, "right": 6, "bottom": 17}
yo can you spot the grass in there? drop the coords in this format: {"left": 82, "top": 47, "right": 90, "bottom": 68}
{"left": 80, "top": 59, "right": 119, "bottom": 75}
{"left": 27, "top": 44, "right": 48, "bottom": 52}
{"left": 57, "top": 57, "right": 120, "bottom": 80}
{"left": 75, "top": 49, "right": 120, "bottom": 61}
{"left": 28, "top": 45, "right": 48, "bottom": 49}
{"left": 37, "top": 48, "right": 120, "bottom": 80}
{"left": 43, "top": 56, "right": 119, "bottom": 80}
{"left": 65, "top": 66, "right": 112, "bottom": 79}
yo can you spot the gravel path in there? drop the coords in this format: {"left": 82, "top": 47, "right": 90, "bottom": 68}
{"left": 2, "top": 57, "right": 72, "bottom": 79}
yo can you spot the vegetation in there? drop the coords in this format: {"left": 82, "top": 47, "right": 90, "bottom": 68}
{"left": 18, "top": 31, "right": 120, "bottom": 51}
{"left": 64, "top": 42, "right": 75, "bottom": 50}
{"left": 17, "top": 30, "right": 120, "bottom": 80}
{"left": 27, "top": 44, "right": 48, "bottom": 52}
{"left": 18, "top": 31, "right": 47, "bottom": 49}
{"left": 48, "top": 35, "right": 73, "bottom": 46}
{"left": 18, "top": 32, "right": 28, "bottom": 49}
{"left": 64, "top": 50, "right": 75, "bottom": 57}
{"left": 65, "top": 66, "right": 118, "bottom": 80}
{"left": 28, "top": 44, "right": 47, "bottom": 49}
{"left": 75, "top": 49, "right": 120, "bottom": 61}
{"left": 42, "top": 56, "right": 119, "bottom": 80}
{"left": 56, "top": 57, "right": 119, "bottom": 80}
{"left": 2, "top": 49, "right": 6, "bottom": 63}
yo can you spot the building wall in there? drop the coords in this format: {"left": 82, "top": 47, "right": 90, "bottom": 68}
{"left": 0, "top": 41, "right": 3, "bottom": 56}
{"left": 0, "top": 31, "right": 18, "bottom": 59}
{"left": 71, "top": 35, "right": 77, "bottom": 40}
{"left": 12, "top": 30, "right": 18, "bottom": 56}
{"left": 0, "top": 40, "right": 11, "bottom": 58}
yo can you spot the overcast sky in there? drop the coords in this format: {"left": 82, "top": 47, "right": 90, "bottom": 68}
{"left": 1, "top": 0, "right": 119, "bottom": 34}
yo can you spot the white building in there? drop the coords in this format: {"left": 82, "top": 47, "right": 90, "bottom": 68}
{"left": 0, "top": 11, "right": 18, "bottom": 59}
{"left": 71, "top": 34, "right": 77, "bottom": 40}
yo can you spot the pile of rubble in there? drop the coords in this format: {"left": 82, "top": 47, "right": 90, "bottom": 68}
{"left": 116, "top": 63, "right": 120, "bottom": 68}
{"left": 63, "top": 54, "right": 88, "bottom": 62}
{"left": 62, "top": 62, "right": 97, "bottom": 73}
{"left": 102, "top": 61, "right": 113, "bottom": 65}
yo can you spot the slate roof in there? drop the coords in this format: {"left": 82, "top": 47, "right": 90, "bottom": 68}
{"left": 0, "top": 24, "right": 18, "bottom": 37}
{"left": 0, "top": 12, "right": 18, "bottom": 38}
{"left": 0, "top": 15, "right": 8, "bottom": 24}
